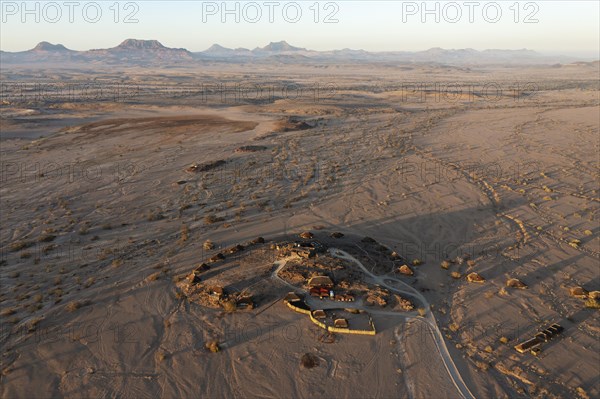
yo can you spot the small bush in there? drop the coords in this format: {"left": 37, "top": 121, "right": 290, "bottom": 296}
{"left": 180, "top": 224, "right": 189, "bottom": 243}
{"left": 203, "top": 240, "right": 215, "bottom": 250}
{"left": 222, "top": 300, "right": 237, "bottom": 313}
{"left": 206, "top": 341, "right": 220, "bottom": 353}
{"left": 0, "top": 308, "right": 16, "bottom": 317}
{"left": 205, "top": 214, "right": 217, "bottom": 225}
{"left": 499, "top": 336, "right": 509, "bottom": 344}
{"left": 301, "top": 353, "right": 319, "bottom": 368}
{"left": 38, "top": 234, "right": 56, "bottom": 243}
{"left": 147, "top": 272, "right": 161, "bottom": 282}
{"left": 9, "top": 241, "right": 32, "bottom": 252}
{"left": 66, "top": 302, "right": 81, "bottom": 313}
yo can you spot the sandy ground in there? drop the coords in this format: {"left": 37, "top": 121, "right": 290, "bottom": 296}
{"left": 0, "top": 62, "right": 599, "bottom": 398}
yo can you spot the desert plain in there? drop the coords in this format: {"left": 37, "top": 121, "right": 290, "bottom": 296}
{"left": 0, "top": 56, "right": 599, "bottom": 399}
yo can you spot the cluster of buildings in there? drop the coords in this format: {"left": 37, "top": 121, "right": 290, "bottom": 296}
{"left": 307, "top": 275, "right": 354, "bottom": 302}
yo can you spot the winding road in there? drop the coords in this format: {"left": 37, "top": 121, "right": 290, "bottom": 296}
{"left": 272, "top": 248, "right": 476, "bottom": 399}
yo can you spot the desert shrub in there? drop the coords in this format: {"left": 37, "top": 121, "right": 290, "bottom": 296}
{"left": 412, "top": 259, "right": 423, "bottom": 266}
{"left": 147, "top": 272, "right": 161, "bottom": 282}
{"left": 222, "top": 300, "right": 237, "bottom": 313}
{"left": 584, "top": 298, "right": 600, "bottom": 309}
{"left": 301, "top": 353, "right": 319, "bottom": 368}
{"left": 449, "top": 323, "right": 459, "bottom": 332}
{"left": 27, "top": 317, "right": 41, "bottom": 332}
{"left": 66, "top": 302, "right": 80, "bottom": 312}
{"left": 157, "top": 351, "right": 168, "bottom": 362}
{"left": 0, "top": 308, "right": 16, "bottom": 317}
{"left": 499, "top": 336, "right": 509, "bottom": 344}
{"left": 441, "top": 260, "right": 451, "bottom": 269}
{"left": 84, "top": 277, "right": 95, "bottom": 288}
{"left": 180, "top": 224, "right": 189, "bottom": 243}
{"left": 451, "top": 271, "right": 461, "bottom": 279}
{"left": 204, "top": 214, "right": 223, "bottom": 225}
{"left": 203, "top": 240, "right": 215, "bottom": 250}
{"left": 38, "top": 234, "right": 56, "bottom": 242}
{"left": 10, "top": 241, "right": 32, "bottom": 252}
{"left": 206, "top": 341, "right": 220, "bottom": 353}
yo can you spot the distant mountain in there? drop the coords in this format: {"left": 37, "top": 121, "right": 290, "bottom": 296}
{"left": 201, "top": 44, "right": 253, "bottom": 58}
{"left": 114, "top": 39, "right": 167, "bottom": 51}
{"left": 0, "top": 41, "right": 79, "bottom": 63}
{"left": 87, "top": 39, "right": 193, "bottom": 63}
{"left": 0, "top": 40, "right": 593, "bottom": 66}
{"left": 32, "top": 41, "right": 72, "bottom": 52}
{"left": 255, "top": 41, "right": 305, "bottom": 52}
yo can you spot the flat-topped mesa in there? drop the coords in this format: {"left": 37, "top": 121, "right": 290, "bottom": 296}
{"left": 116, "top": 39, "right": 167, "bottom": 50}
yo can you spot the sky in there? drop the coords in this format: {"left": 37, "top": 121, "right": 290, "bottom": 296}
{"left": 0, "top": 1, "right": 598, "bottom": 58}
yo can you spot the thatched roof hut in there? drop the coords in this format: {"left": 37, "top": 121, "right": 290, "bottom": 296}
{"left": 312, "top": 309, "right": 326, "bottom": 319}
{"left": 284, "top": 292, "right": 302, "bottom": 303}
{"left": 334, "top": 318, "right": 349, "bottom": 328}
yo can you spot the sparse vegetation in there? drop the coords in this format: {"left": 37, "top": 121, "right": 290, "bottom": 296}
{"left": 222, "top": 300, "right": 237, "bottom": 313}
{"left": 301, "top": 353, "right": 319, "bottom": 368}
{"left": 584, "top": 298, "right": 600, "bottom": 309}
{"left": 205, "top": 340, "right": 220, "bottom": 353}
{"left": 9, "top": 240, "right": 32, "bottom": 252}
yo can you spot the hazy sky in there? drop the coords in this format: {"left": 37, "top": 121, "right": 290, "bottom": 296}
{"left": 1, "top": 1, "right": 598, "bottom": 57}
